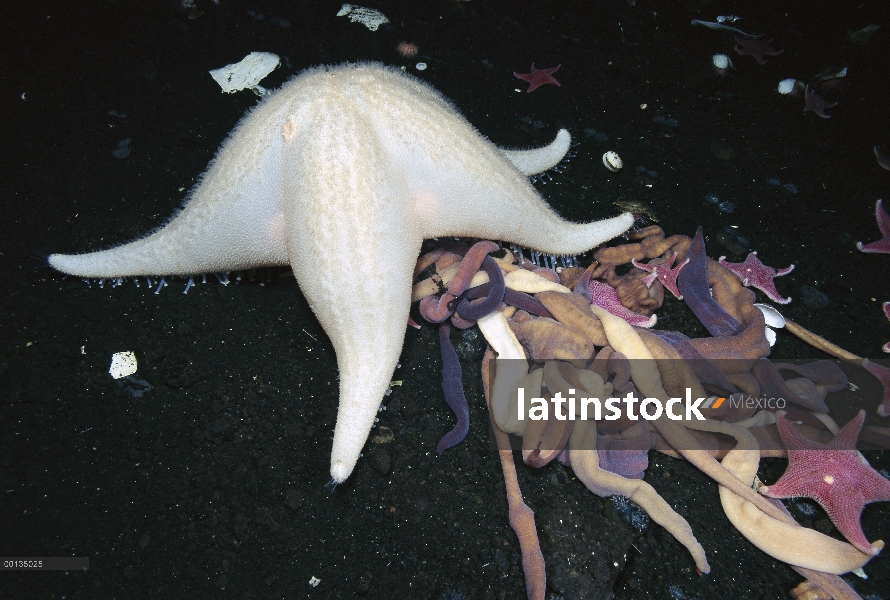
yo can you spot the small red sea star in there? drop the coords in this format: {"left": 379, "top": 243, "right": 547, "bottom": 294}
{"left": 804, "top": 85, "right": 838, "bottom": 119}
{"left": 734, "top": 36, "right": 784, "bottom": 64}
{"left": 718, "top": 252, "right": 794, "bottom": 304}
{"left": 513, "top": 64, "right": 561, "bottom": 93}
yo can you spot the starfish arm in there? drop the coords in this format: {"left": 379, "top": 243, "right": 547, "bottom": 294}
{"left": 775, "top": 413, "right": 832, "bottom": 451}
{"left": 717, "top": 255, "right": 742, "bottom": 275}
{"left": 856, "top": 239, "right": 890, "bottom": 253}
{"left": 876, "top": 199, "right": 890, "bottom": 238}
{"left": 640, "top": 271, "right": 658, "bottom": 288}
{"left": 761, "top": 286, "right": 792, "bottom": 304}
{"left": 860, "top": 469, "right": 890, "bottom": 504}
{"left": 759, "top": 461, "right": 822, "bottom": 498}
{"left": 776, "top": 264, "right": 795, "bottom": 276}
{"left": 416, "top": 146, "right": 633, "bottom": 254}
{"left": 284, "top": 98, "right": 423, "bottom": 483}
{"left": 819, "top": 485, "right": 885, "bottom": 554}
{"left": 49, "top": 106, "right": 294, "bottom": 277}
{"left": 499, "top": 129, "right": 571, "bottom": 176}
{"left": 830, "top": 410, "right": 866, "bottom": 450}
{"left": 631, "top": 258, "right": 655, "bottom": 273}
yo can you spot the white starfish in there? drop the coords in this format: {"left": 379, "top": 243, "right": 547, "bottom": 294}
{"left": 49, "top": 63, "right": 633, "bottom": 483}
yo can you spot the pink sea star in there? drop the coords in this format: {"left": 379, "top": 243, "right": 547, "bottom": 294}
{"left": 734, "top": 36, "right": 784, "bottom": 64}
{"left": 804, "top": 85, "right": 838, "bottom": 118}
{"left": 631, "top": 252, "right": 689, "bottom": 300}
{"left": 718, "top": 252, "right": 794, "bottom": 304}
{"left": 513, "top": 64, "right": 561, "bottom": 93}
{"left": 856, "top": 199, "right": 890, "bottom": 254}
{"left": 588, "top": 279, "right": 656, "bottom": 328}
{"left": 759, "top": 410, "right": 890, "bottom": 555}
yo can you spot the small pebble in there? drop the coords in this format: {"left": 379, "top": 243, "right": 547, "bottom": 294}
{"left": 799, "top": 285, "right": 829, "bottom": 309}
{"left": 709, "top": 139, "right": 735, "bottom": 160}
{"left": 370, "top": 450, "right": 392, "bottom": 475}
{"left": 284, "top": 488, "right": 303, "bottom": 510}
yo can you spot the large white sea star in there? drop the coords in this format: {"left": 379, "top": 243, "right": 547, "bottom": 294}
{"left": 49, "top": 63, "right": 633, "bottom": 483}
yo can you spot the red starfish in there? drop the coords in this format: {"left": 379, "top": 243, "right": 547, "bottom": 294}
{"left": 718, "top": 252, "right": 794, "bottom": 304}
{"left": 804, "top": 85, "right": 838, "bottom": 119}
{"left": 759, "top": 411, "right": 890, "bottom": 555}
{"left": 513, "top": 63, "right": 561, "bottom": 93}
{"left": 856, "top": 199, "right": 890, "bottom": 254}
{"left": 734, "top": 36, "right": 784, "bottom": 64}
{"left": 632, "top": 252, "right": 689, "bottom": 300}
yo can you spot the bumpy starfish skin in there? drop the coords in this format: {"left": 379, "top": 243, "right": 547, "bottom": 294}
{"left": 49, "top": 64, "right": 633, "bottom": 483}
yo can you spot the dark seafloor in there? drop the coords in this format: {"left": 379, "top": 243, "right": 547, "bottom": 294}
{"left": 1, "top": 0, "right": 889, "bottom": 598}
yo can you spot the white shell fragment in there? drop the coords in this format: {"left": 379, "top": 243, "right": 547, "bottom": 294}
{"left": 602, "top": 151, "right": 623, "bottom": 172}
{"left": 209, "top": 52, "right": 280, "bottom": 94}
{"left": 754, "top": 303, "right": 785, "bottom": 347}
{"left": 109, "top": 351, "right": 138, "bottom": 379}
{"left": 336, "top": 4, "right": 389, "bottom": 31}
{"left": 777, "top": 78, "right": 797, "bottom": 94}
{"left": 415, "top": 62, "right": 428, "bottom": 71}
{"left": 754, "top": 303, "right": 786, "bottom": 328}
{"left": 712, "top": 53, "right": 731, "bottom": 70}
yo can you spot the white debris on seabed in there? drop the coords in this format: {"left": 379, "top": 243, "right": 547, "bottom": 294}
{"left": 109, "top": 351, "right": 138, "bottom": 379}
{"left": 308, "top": 576, "right": 321, "bottom": 588}
{"left": 336, "top": 4, "right": 389, "bottom": 31}
{"left": 209, "top": 52, "right": 280, "bottom": 94}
